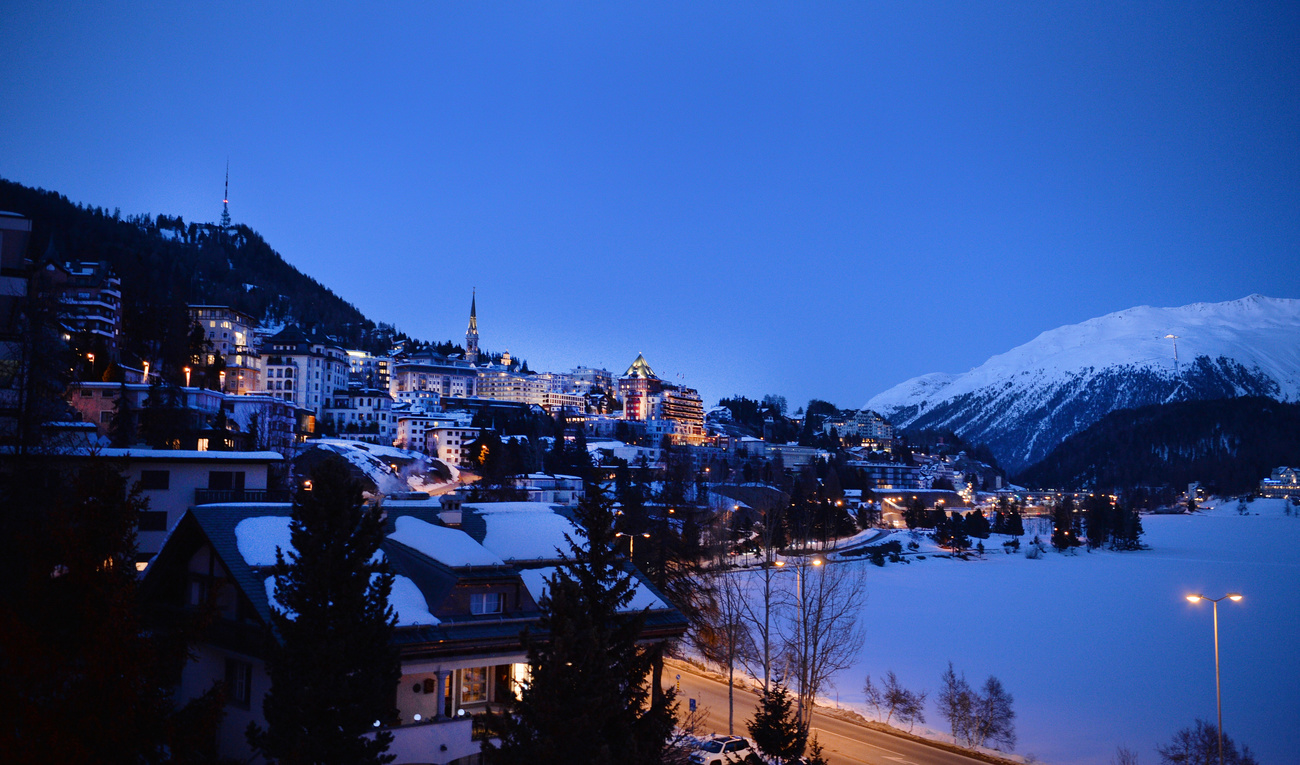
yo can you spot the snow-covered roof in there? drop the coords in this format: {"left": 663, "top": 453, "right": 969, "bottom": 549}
{"left": 235, "top": 516, "right": 293, "bottom": 567}
{"left": 519, "top": 567, "right": 669, "bottom": 612}
{"left": 96, "top": 448, "right": 283, "bottom": 462}
{"left": 264, "top": 573, "right": 438, "bottom": 627}
{"left": 389, "top": 516, "right": 505, "bottom": 567}
{"left": 467, "top": 502, "right": 579, "bottom": 561}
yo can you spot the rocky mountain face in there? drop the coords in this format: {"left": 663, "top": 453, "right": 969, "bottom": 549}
{"left": 866, "top": 295, "right": 1300, "bottom": 474}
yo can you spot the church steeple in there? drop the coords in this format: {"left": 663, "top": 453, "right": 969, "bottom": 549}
{"left": 465, "top": 289, "right": 479, "bottom": 364}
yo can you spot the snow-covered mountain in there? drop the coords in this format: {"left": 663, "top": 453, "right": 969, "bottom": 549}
{"left": 865, "top": 295, "right": 1300, "bottom": 473}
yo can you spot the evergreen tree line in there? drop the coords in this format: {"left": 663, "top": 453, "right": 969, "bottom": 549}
{"left": 1017, "top": 396, "right": 1300, "bottom": 495}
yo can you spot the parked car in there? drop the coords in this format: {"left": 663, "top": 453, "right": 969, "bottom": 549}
{"left": 690, "top": 736, "right": 757, "bottom": 765}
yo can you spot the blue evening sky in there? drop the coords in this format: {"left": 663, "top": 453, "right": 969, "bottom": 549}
{"left": 2, "top": 3, "right": 1297, "bottom": 409}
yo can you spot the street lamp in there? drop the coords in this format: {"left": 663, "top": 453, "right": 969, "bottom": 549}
{"left": 615, "top": 531, "right": 650, "bottom": 559}
{"left": 1186, "top": 593, "right": 1243, "bottom": 765}
{"left": 774, "top": 555, "right": 823, "bottom": 723}
{"left": 183, "top": 366, "right": 192, "bottom": 387}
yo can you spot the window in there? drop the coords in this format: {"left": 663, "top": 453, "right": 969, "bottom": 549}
{"left": 225, "top": 658, "right": 253, "bottom": 708}
{"left": 100, "top": 410, "right": 114, "bottom": 423}
{"left": 460, "top": 667, "right": 487, "bottom": 704}
{"left": 138, "top": 470, "right": 170, "bottom": 490}
{"left": 208, "top": 471, "right": 246, "bottom": 491}
{"left": 470, "top": 592, "right": 503, "bottom": 615}
{"left": 138, "top": 510, "right": 168, "bottom": 532}
{"left": 80, "top": 388, "right": 93, "bottom": 397}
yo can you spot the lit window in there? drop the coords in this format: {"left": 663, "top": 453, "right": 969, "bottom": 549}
{"left": 460, "top": 667, "right": 488, "bottom": 703}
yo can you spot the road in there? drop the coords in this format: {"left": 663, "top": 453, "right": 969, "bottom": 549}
{"left": 666, "top": 662, "right": 992, "bottom": 765}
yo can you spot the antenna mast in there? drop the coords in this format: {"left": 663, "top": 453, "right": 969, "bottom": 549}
{"left": 1164, "top": 334, "right": 1180, "bottom": 374}
{"left": 221, "top": 159, "right": 231, "bottom": 228}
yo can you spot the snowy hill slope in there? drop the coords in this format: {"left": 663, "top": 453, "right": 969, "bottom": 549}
{"left": 865, "top": 295, "right": 1300, "bottom": 473}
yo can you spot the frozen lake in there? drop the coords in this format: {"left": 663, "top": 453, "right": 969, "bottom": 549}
{"left": 745, "top": 499, "right": 1300, "bottom": 764}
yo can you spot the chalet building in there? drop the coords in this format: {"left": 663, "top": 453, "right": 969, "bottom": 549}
{"left": 423, "top": 425, "right": 481, "bottom": 467}
{"left": 189, "top": 305, "right": 262, "bottom": 394}
{"left": 1259, "top": 466, "right": 1300, "bottom": 499}
{"left": 0, "top": 212, "right": 33, "bottom": 442}
{"left": 65, "top": 381, "right": 299, "bottom": 455}
{"left": 617, "top": 355, "right": 705, "bottom": 445}
{"left": 141, "top": 501, "right": 686, "bottom": 764}
{"left": 262, "top": 325, "right": 349, "bottom": 419}
{"left": 390, "top": 350, "right": 478, "bottom": 408}
{"left": 347, "top": 349, "right": 395, "bottom": 389}
{"left": 41, "top": 260, "right": 123, "bottom": 356}
{"left": 844, "top": 459, "right": 922, "bottom": 490}
{"left": 323, "top": 385, "right": 395, "bottom": 444}
{"left": 510, "top": 473, "right": 584, "bottom": 505}
{"left": 34, "top": 446, "right": 283, "bottom": 567}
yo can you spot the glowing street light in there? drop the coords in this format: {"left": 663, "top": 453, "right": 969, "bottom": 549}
{"left": 1186, "top": 593, "right": 1243, "bottom": 765}
{"left": 615, "top": 531, "right": 650, "bottom": 559}
{"left": 183, "top": 366, "right": 192, "bottom": 387}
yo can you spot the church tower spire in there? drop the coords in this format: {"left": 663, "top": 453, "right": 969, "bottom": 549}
{"left": 220, "top": 159, "right": 231, "bottom": 229}
{"left": 465, "top": 289, "right": 479, "bottom": 364}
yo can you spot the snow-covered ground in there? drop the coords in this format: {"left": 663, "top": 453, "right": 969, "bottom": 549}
{"left": 753, "top": 499, "right": 1299, "bottom": 764}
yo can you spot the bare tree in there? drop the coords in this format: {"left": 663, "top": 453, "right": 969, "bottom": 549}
{"left": 736, "top": 502, "right": 790, "bottom": 692}
{"left": 781, "top": 557, "right": 867, "bottom": 728}
{"left": 695, "top": 508, "right": 754, "bottom": 736}
{"left": 881, "top": 671, "right": 926, "bottom": 731}
{"left": 1112, "top": 746, "right": 1140, "bottom": 765}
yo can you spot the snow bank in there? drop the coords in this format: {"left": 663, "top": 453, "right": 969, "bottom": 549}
{"left": 389, "top": 516, "right": 504, "bottom": 567}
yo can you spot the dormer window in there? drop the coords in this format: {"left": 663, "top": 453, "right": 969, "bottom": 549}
{"left": 470, "top": 592, "right": 503, "bottom": 615}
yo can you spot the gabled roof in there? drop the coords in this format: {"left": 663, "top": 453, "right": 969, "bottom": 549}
{"left": 622, "top": 353, "right": 657, "bottom": 380}
{"left": 142, "top": 502, "right": 688, "bottom": 655}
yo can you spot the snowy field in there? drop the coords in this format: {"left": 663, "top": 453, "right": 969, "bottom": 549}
{"left": 758, "top": 499, "right": 1300, "bottom": 764}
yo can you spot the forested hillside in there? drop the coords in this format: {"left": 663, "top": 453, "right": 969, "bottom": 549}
{"left": 0, "top": 178, "right": 402, "bottom": 370}
{"left": 1015, "top": 396, "right": 1300, "bottom": 494}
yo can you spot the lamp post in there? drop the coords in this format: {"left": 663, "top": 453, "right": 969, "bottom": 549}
{"left": 775, "top": 554, "right": 823, "bottom": 723}
{"left": 1186, "top": 593, "right": 1243, "bottom": 765}
{"left": 615, "top": 531, "right": 650, "bottom": 560}
{"left": 183, "top": 366, "right": 191, "bottom": 387}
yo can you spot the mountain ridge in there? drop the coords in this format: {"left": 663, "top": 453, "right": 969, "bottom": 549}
{"left": 867, "top": 295, "right": 1300, "bottom": 473}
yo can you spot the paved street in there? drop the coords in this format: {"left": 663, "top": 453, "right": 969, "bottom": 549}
{"left": 666, "top": 661, "right": 994, "bottom": 765}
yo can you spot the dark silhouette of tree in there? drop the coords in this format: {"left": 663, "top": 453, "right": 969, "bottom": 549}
{"left": 747, "top": 683, "right": 806, "bottom": 764}
{"left": 248, "top": 455, "right": 399, "bottom": 765}
{"left": 486, "top": 485, "right": 676, "bottom": 765}
{"left": 1157, "top": 718, "right": 1258, "bottom": 765}
{"left": 0, "top": 458, "right": 222, "bottom": 763}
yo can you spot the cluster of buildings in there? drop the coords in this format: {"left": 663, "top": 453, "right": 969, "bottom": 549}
{"left": 175, "top": 291, "right": 710, "bottom": 459}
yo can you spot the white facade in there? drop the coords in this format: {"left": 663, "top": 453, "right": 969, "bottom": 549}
{"left": 324, "top": 386, "right": 396, "bottom": 445}
{"left": 423, "top": 426, "right": 482, "bottom": 467}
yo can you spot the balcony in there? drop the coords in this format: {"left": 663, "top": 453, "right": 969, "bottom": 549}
{"left": 371, "top": 717, "right": 478, "bottom": 765}
{"left": 194, "top": 489, "right": 293, "bottom": 504}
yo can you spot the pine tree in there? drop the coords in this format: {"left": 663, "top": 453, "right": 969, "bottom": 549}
{"left": 485, "top": 484, "right": 676, "bottom": 765}
{"left": 108, "top": 382, "right": 137, "bottom": 446}
{"left": 0, "top": 458, "right": 222, "bottom": 763}
{"left": 248, "top": 454, "right": 399, "bottom": 765}
{"left": 1051, "top": 496, "right": 1077, "bottom": 552}
{"left": 747, "top": 682, "right": 807, "bottom": 764}
{"left": 1084, "top": 494, "right": 1110, "bottom": 550}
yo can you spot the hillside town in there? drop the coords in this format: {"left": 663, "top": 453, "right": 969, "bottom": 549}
{"left": 4, "top": 205, "right": 1296, "bottom": 765}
